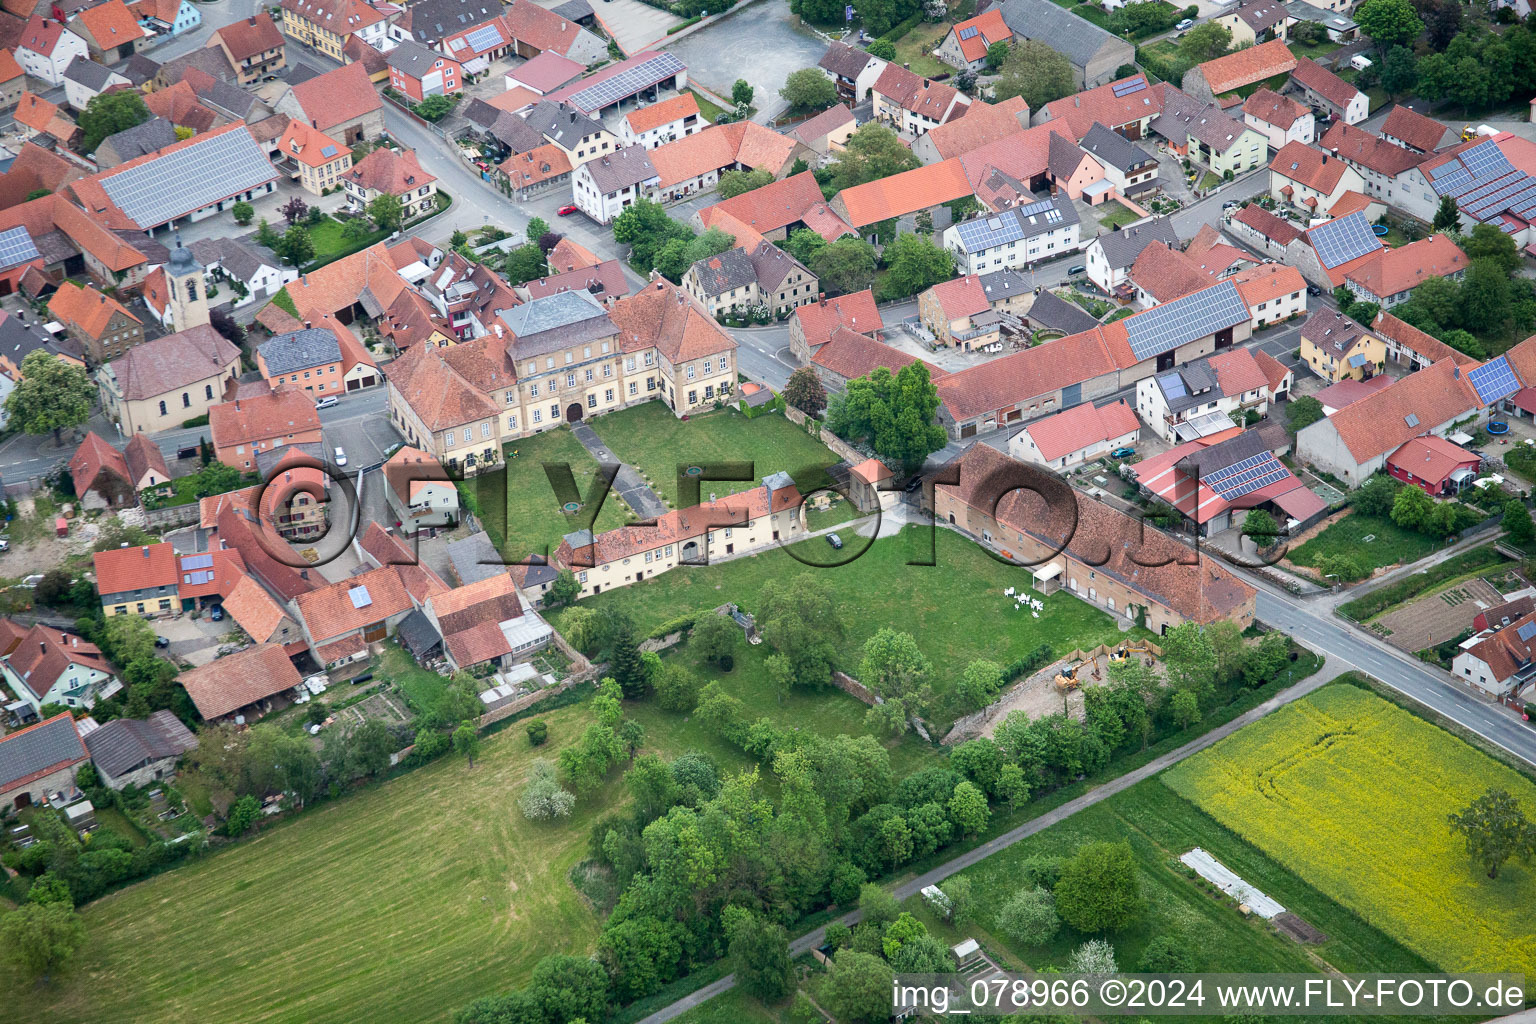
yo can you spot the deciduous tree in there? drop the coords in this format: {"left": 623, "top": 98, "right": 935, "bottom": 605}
{"left": 0, "top": 901, "right": 86, "bottom": 981}
{"left": 829, "top": 122, "right": 919, "bottom": 191}
{"left": 5, "top": 350, "right": 93, "bottom": 443}
{"left": 784, "top": 365, "right": 827, "bottom": 417}
{"left": 368, "top": 192, "right": 404, "bottom": 233}
{"left": 717, "top": 168, "right": 774, "bottom": 199}
{"left": 810, "top": 236, "right": 878, "bottom": 295}
{"left": 1178, "top": 21, "right": 1232, "bottom": 61}
{"left": 1355, "top": 0, "right": 1423, "bottom": 49}
{"left": 1448, "top": 787, "right": 1536, "bottom": 879}
{"left": 998, "top": 885, "right": 1059, "bottom": 945}
{"left": 780, "top": 67, "right": 837, "bottom": 113}
{"left": 993, "top": 39, "right": 1076, "bottom": 110}
{"left": 79, "top": 90, "right": 150, "bottom": 153}
{"left": 1054, "top": 840, "right": 1143, "bottom": 932}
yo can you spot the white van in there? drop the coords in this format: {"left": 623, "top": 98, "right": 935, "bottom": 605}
{"left": 1348, "top": 54, "right": 1373, "bottom": 71}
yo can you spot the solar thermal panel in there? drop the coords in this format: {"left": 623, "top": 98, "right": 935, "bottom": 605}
{"left": 1518, "top": 621, "right": 1536, "bottom": 642}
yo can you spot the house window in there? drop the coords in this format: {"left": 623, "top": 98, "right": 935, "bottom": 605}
{"left": 159, "top": 400, "right": 167, "bottom": 415}
{"left": 205, "top": 384, "right": 213, "bottom": 400}
{"left": 182, "top": 393, "right": 191, "bottom": 407}
{"left": 481, "top": 423, "right": 490, "bottom": 438}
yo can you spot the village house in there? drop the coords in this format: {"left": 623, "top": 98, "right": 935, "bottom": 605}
{"left": 99, "top": 323, "right": 241, "bottom": 435}
{"left": 505, "top": 51, "right": 584, "bottom": 96}
{"left": 277, "top": 119, "right": 352, "bottom": 196}
{"left": 1299, "top": 307, "right": 1384, "bottom": 382}
{"left": 0, "top": 714, "right": 88, "bottom": 811}
{"left": 1133, "top": 427, "right": 1326, "bottom": 535}
{"left": 383, "top": 444, "right": 458, "bottom": 533}
{"left": 15, "top": 15, "right": 90, "bottom": 88}
{"left": 297, "top": 565, "right": 442, "bottom": 668}
{"left": 345, "top": 147, "right": 439, "bottom": 219}
{"left": 942, "top": 195, "right": 1081, "bottom": 276}
{"left": 1216, "top": 0, "right": 1289, "bottom": 47}
{"left": 80, "top": 710, "right": 197, "bottom": 790}
{"left": 93, "top": 542, "right": 180, "bottom": 617}
{"left": 1295, "top": 357, "right": 1482, "bottom": 486}
{"left": 681, "top": 242, "right": 817, "bottom": 319}
{"left": 68, "top": 432, "right": 169, "bottom": 509}
{"left": 0, "top": 51, "right": 27, "bottom": 110}
{"left": 809, "top": 327, "right": 941, "bottom": 391}
{"left": 789, "top": 104, "right": 856, "bottom": 165}
{"left": 571, "top": 145, "right": 660, "bottom": 224}
{"left": 556, "top": 472, "right": 803, "bottom": 597}
{"left": 278, "top": 0, "right": 389, "bottom": 62}
{"left": 1083, "top": 218, "right": 1180, "bottom": 297}
{"left": 831, "top": 158, "right": 974, "bottom": 242}
{"left": 14, "top": 92, "right": 82, "bottom": 152}
{"left": 1153, "top": 89, "right": 1268, "bottom": 176}
{"left": 62, "top": 57, "right": 129, "bottom": 113}
{"left": 209, "top": 12, "right": 286, "bottom": 85}
{"left": 1242, "top": 87, "right": 1313, "bottom": 150}
{"left": 998, "top": 0, "right": 1134, "bottom": 88}
{"left": 209, "top": 387, "right": 324, "bottom": 468}
{"left": 0, "top": 622, "right": 119, "bottom": 714}
{"left": 521, "top": 259, "right": 630, "bottom": 307}
{"left": 1316, "top": 121, "right": 1435, "bottom": 219}
{"left": 817, "top": 40, "right": 885, "bottom": 104}
{"left": 388, "top": 39, "right": 462, "bottom": 100}
{"left": 919, "top": 275, "right": 1004, "bottom": 350}
{"left": 1008, "top": 399, "right": 1140, "bottom": 470}
{"left": 936, "top": 442, "right": 1256, "bottom": 630}
{"left": 692, "top": 171, "right": 853, "bottom": 245}
{"left": 1452, "top": 609, "right": 1536, "bottom": 699}
{"left": 1034, "top": 74, "right": 1165, "bottom": 143}
{"left": 647, "top": 121, "right": 804, "bottom": 202}
{"left": 1380, "top": 104, "right": 1455, "bottom": 154}
{"left": 274, "top": 61, "right": 384, "bottom": 144}
{"left": 1135, "top": 347, "right": 1289, "bottom": 441}
{"left": 788, "top": 289, "right": 881, "bottom": 363}
{"left": 1181, "top": 39, "right": 1298, "bottom": 105}
{"left": 1078, "top": 123, "right": 1159, "bottom": 199}
{"left": 1386, "top": 434, "right": 1480, "bottom": 496}
{"left": 256, "top": 326, "right": 379, "bottom": 396}
{"left": 618, "top": 93, "right": 702, "bottom": 150}
{"left": 910, "top": 97, "right": 1030, "bottom": 165}
{"left": 934, "top": 8, "right": 1011, "bottom": 72}
{"left": 1288, "top": 56, "right": 1368, "bottom": 125}
{"left": 1343, "top": 233, "right": 1467, "bottom": 308}
{"left": 872, "top": 64, "right": 970, "bottom": 137}
{"left": 70, "top": 0, "right": 145, "bottom": 63}
{"left": 178, "top": 642, "right": 304, "bottom": 722}
{"left": 49, "top": 281, "right": 143, "bottom": 364}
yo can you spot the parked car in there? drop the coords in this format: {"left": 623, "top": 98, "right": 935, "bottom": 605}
{"left": 154, "top": 635, "right": 170, "bottom": 648}
{"left": 1306, "top": 284, "right": 1322, "bottom": 296}
{"left": 334, "top": 447, "right": 347, "bottom": 467}
{"left": 1067, "top": 264, "right": 1086, "bottom": 276}
{"left": 208, "top": 605, "right": 224, "bottom": 622}
{"left": 1176, "top": 17, "right": 1194, "bottom": 28}
{"left": 1110, "top": 446, "right": 1137, "bottom": 460}
{"left": 315, "top": 396, "right": 338, "bottom": 410}
{"left": 827, "top": 533, "right": 844, "bottom": 549}
{"left": 0, "top": 538, "right": 8, "bottom": 552}
{"left": 557, "top": 204, "right": 579, "bottom": 216}
{"left": 904, "top": 475, "right": 924, "bottom": 493}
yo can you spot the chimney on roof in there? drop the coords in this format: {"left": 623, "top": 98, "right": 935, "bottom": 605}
{"left": 304, "top": 320, "right": 311, "bottom": 328}
{"left": 142, "top": 546, "right": 150, "bottom": 557}
{"left": 38, "top": 639, "right": 45, "bottom": 653}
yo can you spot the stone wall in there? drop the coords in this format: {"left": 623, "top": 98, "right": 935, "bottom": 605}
{"left": 783, "top": 406, "right": 867, "bottom": 467}
{"left": 831, "top": 669, "right": 876, "bottom": 705}
{"left": 140, "top": 501, "right": 202, "bottom": 530}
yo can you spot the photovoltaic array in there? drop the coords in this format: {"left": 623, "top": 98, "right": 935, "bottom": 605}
{"left": 958, "top": 25, "right": 978, "bottom": 39}
{"left": 0, "top": 225, "right": 41, "bottom": 271}
{"left": 1468, "top": 354, "right": 1520, "bottom": 405}
{"left": 97, "top": 129, "right": 277, "bottom": 230}
{"left": 461, "top": 21, "right": 504, "bottom": 53}
{"left": 1308, "top": 212, "right": 1380, "bottom": 269}
{"left": 1427, "top": 139, "right": 1536, "bottom": 233}
{"left": 568, "top": 52, "right": 685, "bottom": 114}
{"left": 1124, "top": 280, "right": 1248, "bottom": 362}
{"left": 1204, "top": 451, "right": 1288, "bottom": 500}
{"left": 1111, "top": 76, "right": 1147, "bottom": 97}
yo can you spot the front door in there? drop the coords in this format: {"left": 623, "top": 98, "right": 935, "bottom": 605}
{"left": 364, "top": 622, "right": 386, "bottom": 642}
{"left": 566, "top": 403, "right": 584, "bottom": 422}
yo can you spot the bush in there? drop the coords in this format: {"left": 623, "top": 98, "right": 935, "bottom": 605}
{"left": 1137, "top": 934, "right": 1196, "bottom": 972}
{"left": 526, "top": 719, "right": 548, "bottom": 746}
{"left": 718, "top": 653, "right": 733, "bottom": 672}
{"left": 997, "top": 885, "right": 1060, "bottom": 945}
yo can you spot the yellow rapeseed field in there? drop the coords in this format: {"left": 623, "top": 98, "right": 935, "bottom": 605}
{"left": 1165, "top": 685, "right": 1536, "bottom": 977}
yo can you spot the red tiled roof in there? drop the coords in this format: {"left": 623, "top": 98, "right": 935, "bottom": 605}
{"left": 1242, "top": 87, "right": 1306, "bottom": 129}
{"left": 18, "top": 14, "right": 69, "bottom": 56}
{"left": 927, "top": 274, "right": 990, "bottom": 319}
{"left": 1129, "top": 242, "right": 1214, "bottom": 302}
{"left": 1465, "top": 609, "right": 1536, "bottom": 685}
{"left": 698, "top": 170, "right": 851, "bottom": 242}
{"left": 919, "top": 96, "right": 1028, "bottom": 160}
{"left": 347, "top": 147, "right": 435, "bottom": 195}
{"left": 936, "top": 328, "right": 1116, "bottom": 421}
{"left": 1230, "top": 261, "right": 1304, "bottom": 308}
{"left": 1269, "top": 139, "right": 1351, "bottom": 193}
{"left": 790, "top": 102, "right": 855, "bottom": 147}
{"left": 792, "top": 289, "right": 880, "bottom": 348}
{"left": 548, "top": 236, "right": 600, "bottom": 273}
{"left": 949, "top": 8, "right": 1010, "bottom": 62}
{"left": 1040, "top": 75, "right": 1167, "bottom": 142}
{"left": 1328, "top": 190, "right": 1374, "bottom": 218}
{"left": 1344, "top": 233, "right": 1467, "bottom": 299}
{"left": 1290, "top": 56, "right": 1359, "bottom": 110}
{"left": 48, "top": 280, "right": 139, "bottom": 338}
{"left": 1381, "top": 104, "right": 1448, "bottom": 152}
{"left": 295, "top": 565, "right": 413, "bottom": 643}
{"left": 221, "top": 573, "right": 289, "bottom": 642}
{"left": 1324, "top": 358, "right": 1480, "bottom": 463}
{"left": 74, "top": 0, "right": 144, "bottom": 47}
{"left": 1253, "top": 348, "right": 1291, "bottom": 395}
{"left": 523, "top": 258, "right": 628, "bottom": 302}
{"left": 1319, "top": 121, "right": 1426, "bottom": 177}
{"left": 648, "top": 121, "right": 796, "bottom": 190}
{"left": 209, "top": 387, "right": 321, "bottom": 449}
{"left": 1313, "top": 374, "right": 1394, "bottom": 411}
{"left": 278, "top": 119, "right": 346, "bottom": 169}
{"left": 383, "top": 337, "right": 500, "bottom": 431}
{"left": 69, "top": 430, "right": 128, "bottom": 498}
{"left": 609, "top": 278, "right": 736, "bottom": 363}
{"left": 179, "top": 643, "right": 301, "bottom": 719}
{"left": 1232, "top": 202, "right": 1300, "bottom": 245}
{"left": 176, "top": 547, "right": 246, "bottom": 601}
{"left": 13, "top": 90, "right": 61, "bottom": 135}
{"left": 1194, "top": 39, "right": 1296, "bottom": 94}
{"left": 873, "top": 62, "right": 968, "bottom": 120}
{"left": 93, "top": 541, "right": 178, "bottom": 595}
{"left": 4, "top": 625, "right": 109, "bottom": 700}
{"left": 811, "top": 326, "right": 942, "bottom": 381}
{"left": 942, "top": 442, "right": 1255, "bottom": 622}
{"left": 123, "top": 432, "right": 170, "bottom": 486}
{"left": 624, "top": 92, "right": 699, "bottom": 134}
{"left": 1023, "top": 399, "right": 1139, "bottom": 462}
{"left": 287, "top": 62, "right": 380, "bottom": 134}
{"left": 1370, "top": 310, "right": 1477, "bottom": 368}
{"left": 213, "top": 12, "right": 283, "bottom": 60}
{"left": 0, "top": 48, "right": 20, "bottom": 83}
{"left": 501, "top": 0, "right": 588, "bottom": 55}
{"left": 1207, "top": 347, "right": 1269, "bottom": 396}
{"left": 835, "top": 157, "right": 972, "bottom": 227}
{"left": 1386, "top": 434, "right": 1479, "bottom": 487}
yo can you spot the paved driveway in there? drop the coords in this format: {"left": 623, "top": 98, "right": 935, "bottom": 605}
{"left": 663, "top": 2, "right": 829, "bottom": 118}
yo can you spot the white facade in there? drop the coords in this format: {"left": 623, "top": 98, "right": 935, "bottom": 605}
{"left": 571, "top": 160, "right": 659, "bottom": 224}
{"left": 942, "top": 219, "right": 1080, "bottom": 276}
{"left": 1243, "top": 109, "right": 1314, "bottom": 151}
{"left": 1248, "top": 287, "right": 1306, "bottom": 328}
{"left": 1268, "top": 163, "right": 1363, "bottom": 213}
{"left": 63, "top": 66, "right": 129, "bottom": 111}
{"left": 2, "top": 658, "right": 118, "bottom": 714}
{"left": 1451, "top": 641, "right": 1518, "bottom": 698}
{"left": 1083, "top": 235, "right": 1133, "bottom": 295}
{"left": 1336, "top": 160, "right": 1438, "bottom": 223}
{"left": 17, "top": 29, "right": 89, "bottom": 87}
{"left": 1008, "top": 420, "right": 1139, "bottom": 470}
{"left": 618, "top": 112, "right": 702, "bottom": 150}
{"left": 1135, "top": 376, "right": 1273, "bottom": 442}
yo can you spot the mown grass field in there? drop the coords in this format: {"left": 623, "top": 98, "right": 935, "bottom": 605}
{"left": 465, "top": 426, "right": 635, "bottom": 561}
{"left": 1165, "top": 684, "right": 1536, "bottom": 977}
{"left": 4, "top": 701, "right": 617, "bottom": 1024}
{"left": 550, "top": 526, "right": 1129, "bottom": 727}
{"left": 1287, "top": 512, "right": 1438, "bottom": 573}
{"left": 908, "top": 775, "right": 1458, "bottom": 1024}
{"left": 589, "top": 403, "right": 843, "bottom": 508}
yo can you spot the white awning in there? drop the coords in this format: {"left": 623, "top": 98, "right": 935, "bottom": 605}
{"left": 1031, "top": 562, "right": 1063, "bottom": 585}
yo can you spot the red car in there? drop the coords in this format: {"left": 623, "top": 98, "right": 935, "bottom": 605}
{"left": 557, "top": 204, "right": 579, "bottom": 216}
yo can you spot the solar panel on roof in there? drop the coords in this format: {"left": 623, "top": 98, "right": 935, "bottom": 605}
{"left": 1123, "top": 280, "right": 1249, "bottom": 363}
{"left": 1158, "top": 372, "right": 1186, "bottom": 400}
{"left": 958, "top": 25, "right": 978, "bottom": 38}
{"left": 1404, "top": 413, "right": 1419, "bottom": 427}
{"left": 1111, "top": 77, "right": 1146, "bottom": 97}
{"left": 1204, "top": 452, "right": 1288, "bottom": 500}
{"left": 349, "top": 585, "right": 372, "bottom": 609}
{"left": 0, "top": 225, "right": 41, "bottom": 272}
{"left": 1309, "top": 212, "right": 1380, "bottom": 269}
{"left": 181, "top": 553, "right": 213, "bottom": 570}
{"left": 568, "top": 52, "right": 686, "bottom": 113}
{"left": 462, "top": 21, "right": 503, "bottom": 52}
{"left": 97, "top": 129, "right": 277, "bottom": 230}
{"left": 1518, "top": 621, "right": 1536, "bottom": 642}
{"left": 1469, "top": 354, "right": 1520, "bottom": 405}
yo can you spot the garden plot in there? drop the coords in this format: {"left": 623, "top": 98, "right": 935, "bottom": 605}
{"left": 1373, "top": 577, "right": 1502, "bottom": 652}
{"left": 1181, "top": 847, "right": 1285, "bottom": 919}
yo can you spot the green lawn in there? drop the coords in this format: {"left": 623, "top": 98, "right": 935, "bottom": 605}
{"left": 589, "top": 402, "right": 844, "bottom": 509}
{"left": 672, "top": 987, "right": 788, "bottom": 1024}
{"left": 305, "top": 215, "right": 389, "bottom": 267}
{"left": 888, "top": 19, "right": 950, "bottom": 77}
{"left": 1098, "top": 204, "right": 1142, "bottom": 230}
{"left": 375, "top": 639, "right": 449, "bottom": 712}
{"left": 689, "top": 89, "right": 727, "bottom": 123}
{"left": 3, "top": 700, "right": 622, "bottom": 1024}
{"left": 464, "top": 425, "right": 637, "bottom": 562}
{"left": 1199, "top": 170, "right": 1221, "bottom": 190}
{"left": 549, "top": 526, "right": 1130, "bottom": 728}
{"left": 1287, "top": 512, "right": 1438, "bottom": 573}
{"left": 915, "top": 774, "right": 1458, "bottom": 1024}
